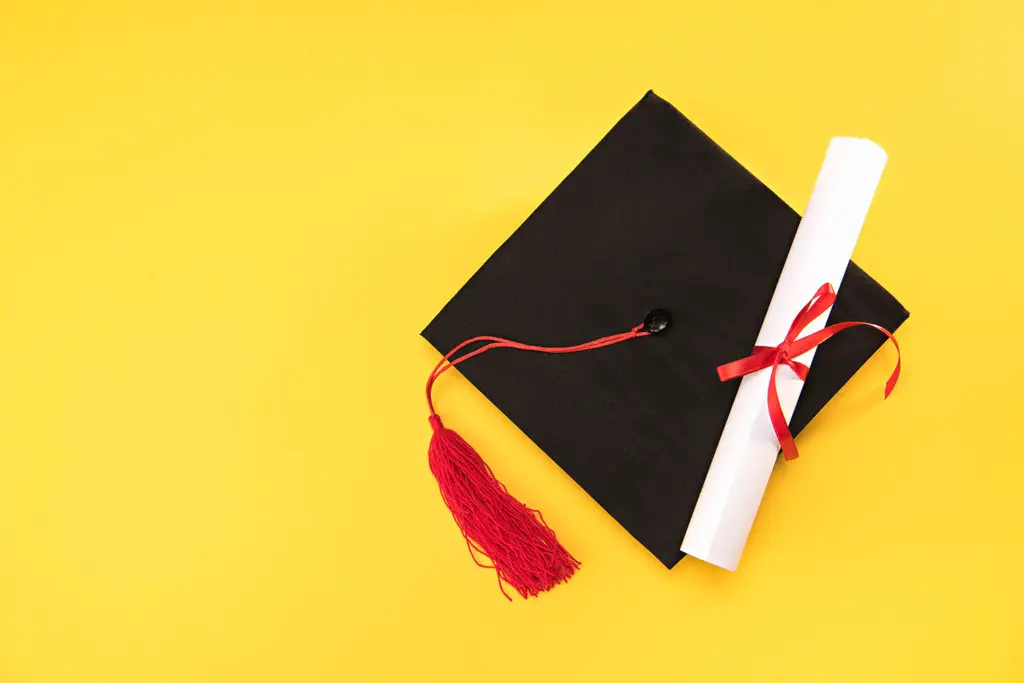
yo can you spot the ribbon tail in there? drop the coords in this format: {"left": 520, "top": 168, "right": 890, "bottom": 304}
{"left": 792, "top": 321, "right": 903, "bottom": 399}
{"left": 767, "top": 363, "right": 800, "bottom": 461}
{"left": 882, "top": 333, "right": 902, "bottom": 399}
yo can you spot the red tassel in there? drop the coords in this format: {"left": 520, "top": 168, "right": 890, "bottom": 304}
{"left": 425, "top": 323, "right": 655, "bottom": 598}
{"left": 428, "top": 415, "right": 579, "bottom": 600}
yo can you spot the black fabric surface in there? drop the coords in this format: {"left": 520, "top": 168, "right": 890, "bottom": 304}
{"left": 422, "top": 91, "right": 909, "bottom": 569}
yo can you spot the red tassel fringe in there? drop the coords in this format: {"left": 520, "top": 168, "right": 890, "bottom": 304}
{"left": 425, "top": 325, "right": 648, "bottom": 598}
{"left": 428, "top": 415, "right": 580, "bottom": 600}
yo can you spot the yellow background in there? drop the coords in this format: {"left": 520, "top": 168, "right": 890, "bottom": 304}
{"left": 1, "top": 1, "right": 1022, "bottom": 681}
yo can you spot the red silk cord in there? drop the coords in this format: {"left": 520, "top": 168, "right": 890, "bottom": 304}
{"left": 427, "top": 325, "right": 648, "bottom": 416}
{"left": 716, "top": 282, "right": 902, "bottom": 461}
{"left": 426, "top": 323, "right": 649, "bottom": 599}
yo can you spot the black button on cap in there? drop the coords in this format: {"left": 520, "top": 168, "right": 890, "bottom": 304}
{"left": 641, "top": 309, "right": 672, "bottom": 334}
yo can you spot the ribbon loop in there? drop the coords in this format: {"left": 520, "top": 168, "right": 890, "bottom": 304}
{"left": 717, "top": 283, "right": 902, "bottom": 461}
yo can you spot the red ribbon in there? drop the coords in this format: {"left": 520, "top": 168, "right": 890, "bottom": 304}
{"left": 716, "top": 283, "right": 902, "bottom": 461}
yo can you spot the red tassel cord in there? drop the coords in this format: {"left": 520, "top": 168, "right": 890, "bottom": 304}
{"left": 426, "top": 320, "right": 662, "bottom": 599}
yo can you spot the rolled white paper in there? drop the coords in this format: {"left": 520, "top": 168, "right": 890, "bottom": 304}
{"left": 679, "top": 137, "right": 887, "bottom": 571}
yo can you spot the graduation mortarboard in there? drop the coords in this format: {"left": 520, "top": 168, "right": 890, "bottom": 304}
{"left": 421, "top": 91, "right": 908, "bottom": 598}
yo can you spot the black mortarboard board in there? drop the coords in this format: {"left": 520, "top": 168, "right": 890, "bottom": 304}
{"left": 422, "top": 91, "right": 909, "bottom": 572}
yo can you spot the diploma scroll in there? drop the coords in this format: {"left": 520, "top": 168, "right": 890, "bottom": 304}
{"left": 680, "top": 137, "right": 888, "bottom": 571}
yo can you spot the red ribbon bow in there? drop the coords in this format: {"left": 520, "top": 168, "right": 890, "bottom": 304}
{"left": 716, "top": 283, "right": 902, "bottom": 461}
